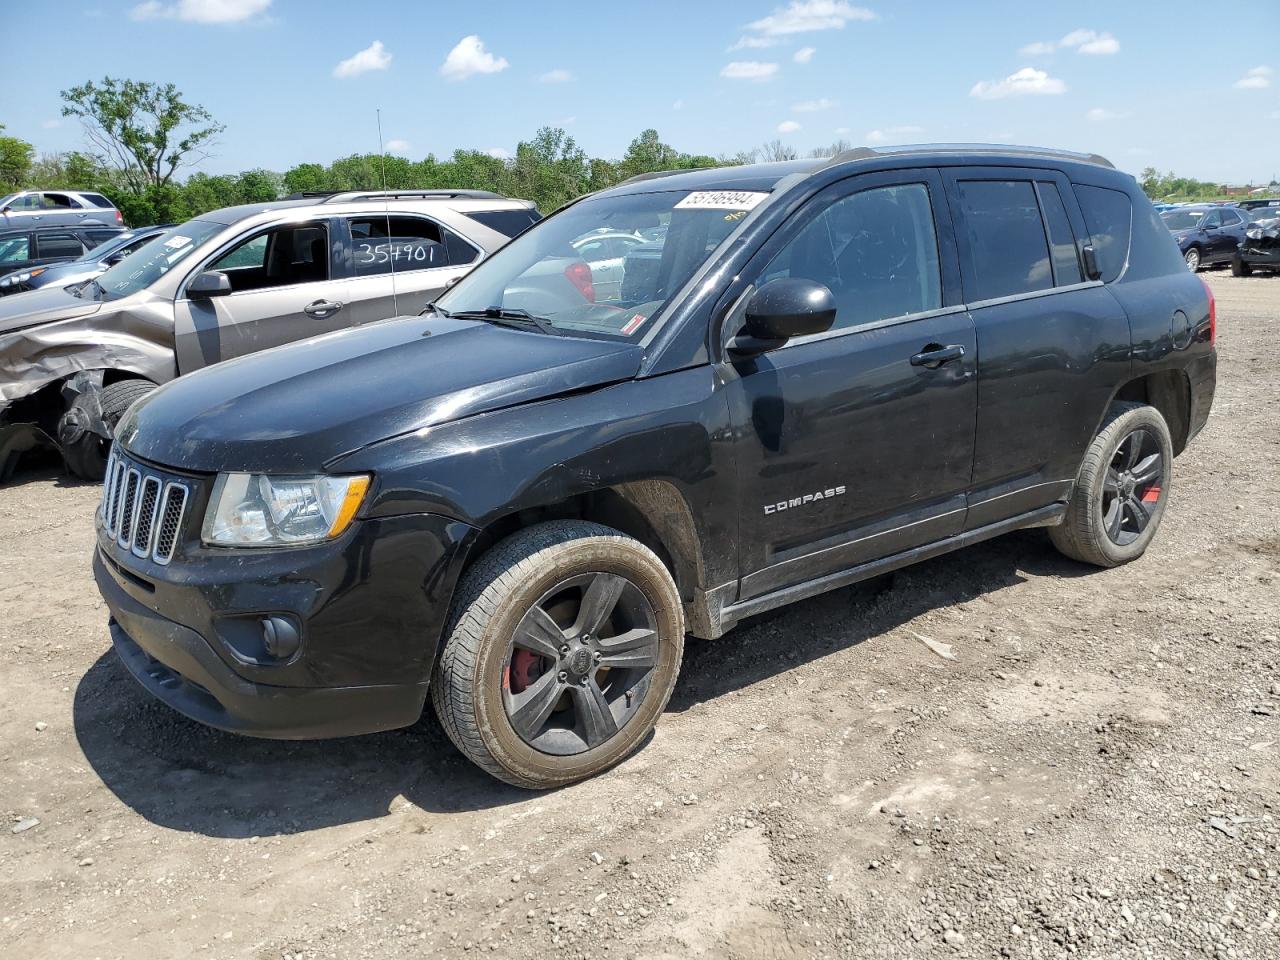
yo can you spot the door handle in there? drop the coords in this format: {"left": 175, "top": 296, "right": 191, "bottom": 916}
{"left": 303, "top": 299, "right": 343, "bottom": 318}
{"left": 909, "top": 343, "right": 965, "bottom": 368}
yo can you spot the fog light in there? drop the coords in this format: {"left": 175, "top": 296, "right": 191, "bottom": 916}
{"left": 261, "top": 616, "right": 301, "bottom": 659}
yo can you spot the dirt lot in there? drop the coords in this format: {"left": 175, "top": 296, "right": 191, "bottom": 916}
{"left": 2, "top": 272, "right": 1278, "bottom": 960}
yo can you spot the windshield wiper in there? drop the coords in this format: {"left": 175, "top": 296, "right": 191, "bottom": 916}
{"left": 447, "top": 306, "right": 560, "bottom": 336}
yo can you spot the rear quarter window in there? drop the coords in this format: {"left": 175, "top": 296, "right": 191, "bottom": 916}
{"left": 462, "top": 208, "right": 542, "bottom": 238}
{"left": 83, "top": 193, "right": 115, "bottom": 208}
{"left": 1075, "top": 185, "right": 1131, "bottom": 282}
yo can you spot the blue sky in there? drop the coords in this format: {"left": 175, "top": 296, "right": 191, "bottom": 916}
{"left": 5, "top": 0, "right": 1279, "bottom": 183}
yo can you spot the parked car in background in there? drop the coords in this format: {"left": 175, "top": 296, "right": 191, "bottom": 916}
{"left": 1238, "top": 199, "right": 1280, "bottom": 221}
{"left": 1232, "top": 215, "right": 1280, "bottom": 276}
{"left": 0, "top": 223, "right": 127, "bottom": 291}
{"left": 92, "top": 145, "right": 1214, "bottom": 788}
{"left": 571, "top": 231, "right": 646, "bottom": 299}
{"left": 0, "top": 224, "right": 173, "bottom": 296}
{"left": 0, "top": 189, "right": 123, "bottom": 228}
{"left": 1237, "top": 198, "right": 1280, "bottom": 213}
{"left": 0, "top": 189, "right": 538, "bottom": 481}
{"left": 1160, "top": 204, "right": 1249, "bottom": 270}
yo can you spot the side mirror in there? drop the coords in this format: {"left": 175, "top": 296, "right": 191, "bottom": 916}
{"left": 187, "top": 270, "right": 232, "bottom": 298}
{"left": 728, "top": 277, "right": 837, "bottom": 357}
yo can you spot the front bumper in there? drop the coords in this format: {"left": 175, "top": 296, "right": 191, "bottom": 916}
{"left": 94, "top": 504, "right": 478, "bottom": 739}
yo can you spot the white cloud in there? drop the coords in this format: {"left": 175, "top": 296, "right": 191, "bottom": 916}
{"left": 792, "top": 97, "right": 837, "bottom": 112}
{"left": 729, "top": 35, "right": 777, "bottom": 50}
{"left": 672, "top": 99, "right": 684, "bottom": 110}
{"left": 486, "top": 147, "right": 511, "bottom": 160}
{"left": 440, "top": 35, "right": 509, "bottom": 81}
{"left": 793, "top": 46, "right": 816, "bottom": 63}
{"left": 1060, "top": 29, "right": 1119, "bottom": 55}
{"left": 721, "top": 61, "right": 779, "bottom": 81}
{"left": 970, "top": 67, "right": 1067, "bottom": 100}
{"left": 748, "top": 1, "right": 877, "bottom": 36}
{"left": 130, "top": 0, "right": 271, "bottom": 22}
{"left": 383, "top": 139, "right": 410, "bottom": 153}
{"left": 41, "top": 118, "right": 61, "bottom": 129}
{"left": 539, "top": 68, "right": 572, "bottom": 83}
{"left": 865, "top": 125, "right": 923, "bottom": 144}
{"left": 333, "top": 40, "right": 392, "bottom": 79}
{"left": 1235, "top": 65, "right": 1273, "bottom": 89}
{"left": 777, "top": 120, "right": 802, "bottom": 133}
{"left": 1017, "top": 40, "right": 1056, "bottom": 57}
{"left": 1086, "top": 107, "right": 1129, "bottom": 121}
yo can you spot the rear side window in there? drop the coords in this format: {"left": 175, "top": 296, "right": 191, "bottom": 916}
{"left": 1035, "top": 183, "right": 1083, "bottom": 286}
{"left": 1074, "top": 185, "right": 1131, "bottom": 283}
{"left": 955, "top": 180, "right": 1052, "bottom": 300}
{"left": 463, "top": 208, "right": 542, "bottom": 238}
{"left": 83, "top": 193, "right": 115, "bottom": 208}
{"left": 42, "top": 193, "right": 79, "bottom": 209}
{"left": 347, "top": 215, "right": 473, "bottom": 275}
{"left": 36, "top": 233, "right": 85, "bottom": 258}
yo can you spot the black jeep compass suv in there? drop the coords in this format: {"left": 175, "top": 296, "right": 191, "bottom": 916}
{"left": 94, "top": 145, "right": 1216, "bottom": 788}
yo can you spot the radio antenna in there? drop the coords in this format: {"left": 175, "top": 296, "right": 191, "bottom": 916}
{"left": 376, "top": 108, "right": 398, "bottom": 315}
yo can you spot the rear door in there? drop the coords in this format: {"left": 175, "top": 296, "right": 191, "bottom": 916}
{"left": 173, "top": 218, "right": 354, "bottom": 371}
{"left": 725, "top": 168, "right": 978, "bottom": 599}
{"left": 33, "top": 231, "right": 87, "bottom": 265}
{"left": 340, "top": 213, "right": 482, "bottom": 324}
{"left": 942, "top": 167, "right": 1131, "bottom": 528}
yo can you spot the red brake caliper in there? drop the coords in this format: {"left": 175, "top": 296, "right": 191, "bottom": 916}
{"left": 1141, "top": 486, "right": 1161, "bottom": 504}
{"left": 509, "top": 648, "right": 542, "bottom": 694}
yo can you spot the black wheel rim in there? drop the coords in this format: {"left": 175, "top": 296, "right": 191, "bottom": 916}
{"left": 1102, "top": 428, "right": 1164, "bottom": 546}
{"left": 502, "top": 572, "right": 659, "bottom": 756}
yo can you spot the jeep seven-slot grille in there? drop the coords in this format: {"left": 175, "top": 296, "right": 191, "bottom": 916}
{"left": 100, "top": 450, "right": 190, "bottom": 565}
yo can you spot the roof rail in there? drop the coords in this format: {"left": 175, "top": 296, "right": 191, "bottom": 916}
{"left": 319, "top": 189, "right": 507, "bottom": 203}
{"left": 615, "top": 168, "right": 709, "bottom": 187}
{"left": 283, "top": 191, "right": 339, "bottom": 200}
{"left": 824, "top": 143, "right": 1115, "bottom": 170}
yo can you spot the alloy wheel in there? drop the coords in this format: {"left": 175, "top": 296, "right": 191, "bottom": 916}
{"left": 1101, "top": 428, "right": 1164, "bottom": 546}
{"left": 1185, "top": 248, "right": 1200, "bottom": 271}
{"left": 502, "top": 572, "right": 659, "bottom": 756}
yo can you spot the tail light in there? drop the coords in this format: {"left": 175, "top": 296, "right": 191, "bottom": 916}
{"left": 564, "top": 261, "right": 594, "bottom": 302}
{"left": 1200, "top": 276, "right": 1215, "bottom": 346}
{"left": 114, "top": 210, "right": 123, "bottom": 224}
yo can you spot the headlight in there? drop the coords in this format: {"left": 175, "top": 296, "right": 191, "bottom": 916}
{"left": 201, "top": 473, "right": 371, "bottom": 547}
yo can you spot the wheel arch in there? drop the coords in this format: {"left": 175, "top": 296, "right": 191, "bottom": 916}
{"left": 1109, "top": 369, "right": 1192, "bottom": 455}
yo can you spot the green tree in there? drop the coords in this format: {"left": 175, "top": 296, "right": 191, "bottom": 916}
{"left": 282, "top": 162, "right": 329, "bottom": 195}
{"left": 0, "top": 125, "right": 35, "bottom": 190}
{"left": 60, "top": 77, "right": 224, "bottom": 193}
{"left": 234, "top": 168, "right": 282, "bottom": 203}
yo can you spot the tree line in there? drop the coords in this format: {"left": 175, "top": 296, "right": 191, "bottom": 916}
{"left": 4, "top": 77, "right": 1267, "bottom": 228}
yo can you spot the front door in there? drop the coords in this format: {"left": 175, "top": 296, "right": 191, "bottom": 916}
{"left": 723, "top": 169, "right": 978, "bottom": 601}
{"left": 174, "top": 218, "right": 355, "bottom": 371}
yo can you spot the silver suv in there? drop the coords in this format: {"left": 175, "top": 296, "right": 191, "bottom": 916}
{"left": 0, "top": 189, "right": 539, "bottom": 480}
{"left": 0, "top": 189, "right": 124, "bottom": 228}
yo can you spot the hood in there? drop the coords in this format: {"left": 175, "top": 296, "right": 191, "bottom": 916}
{"left": 0, "top": 284, "right": 102, "bottom": 336}
{"left": 118, "top": 315, "right": 644, "bottom": 473}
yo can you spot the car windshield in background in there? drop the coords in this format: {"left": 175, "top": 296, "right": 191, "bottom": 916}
{"left": 432, "top": 189, "right": 769, "bottom": 340}
{"left": 1160, "top": 210, "right": 1206, "bottom": 231}
{"left": 92, "top": 220, "right": 222, "bottom": 300}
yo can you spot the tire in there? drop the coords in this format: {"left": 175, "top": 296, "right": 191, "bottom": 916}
{"left": 62, "top": 379, "right": 155, "bottom": 481}
{"left": 1049, "top": 402, "right": 1174, "bottom": 568}
{"left": 1184, "top": 247, "right": 1201, "bottom": 272}
{"left": 432, "top": 520, "right": 685, "bottom": 789}
{"left": 1231, "top": 256, "right": 1252, "bottom": 277}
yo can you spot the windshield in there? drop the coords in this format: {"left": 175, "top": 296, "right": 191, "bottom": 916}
{"left": 94, "top": 219, "right": 223, "bottom": 300}
{"left": 433, "top": 188, "right": 769, "bottom": 340}
{"left": 1160, "top": 209, "right": 1209, "bottom": 231}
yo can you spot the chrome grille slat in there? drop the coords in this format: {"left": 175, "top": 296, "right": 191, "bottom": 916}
{"left": 102, "top": 454, "right": 191, "bottom": 564}
{"left": 131, "top": 477, "right": 162, "bottom": 557}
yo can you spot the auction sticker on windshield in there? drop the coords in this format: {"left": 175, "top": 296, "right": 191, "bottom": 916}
{"left": 674, "top": 191, "right": 769, "bottom": 211}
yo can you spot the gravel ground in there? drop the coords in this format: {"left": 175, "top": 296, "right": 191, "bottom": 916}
{"left": 1, "top": 272, "right": 1278, "bottom": 960}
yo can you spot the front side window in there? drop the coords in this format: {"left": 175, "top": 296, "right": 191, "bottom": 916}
{"left": 1201, "top": 210, "right": 1222, "bottom": 228}
{"left": 208, "top": 221, "right": 329, "bottom": 292}
{"left": 956, "top": 180, "right": 1053, "bottom": 301}
{"left": 347, "top": 215, "right": 461, "bottom": 275}
{"left": 434, "top": 188, "right": 766, "bottom": 340}
{"left": 0, "top": 236, "right": 31, "bottom": 263}
{"left": 9, "top": 194, "right": 42, "bottom": 210}
{"left": 760, "top": 183, "right": 942, "bottom": 332}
